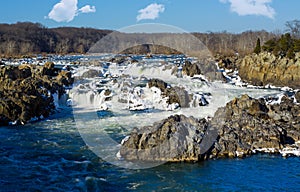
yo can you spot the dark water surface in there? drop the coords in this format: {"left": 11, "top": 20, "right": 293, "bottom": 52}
{"left": 1, "top": 113, "right": 300, "bottom": 191}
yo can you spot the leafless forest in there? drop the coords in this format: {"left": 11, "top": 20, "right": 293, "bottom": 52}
{"left": 1, "top": 21, "right": 299, "bottom": 57}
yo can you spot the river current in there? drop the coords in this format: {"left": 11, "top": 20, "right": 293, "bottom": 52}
{"left": 1, "top": 55, "right": 299, "bottom": 191}
{"left": 1, "top": 113, "right": 300, "bottom": 191}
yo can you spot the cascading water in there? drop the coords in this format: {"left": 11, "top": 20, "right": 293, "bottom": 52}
{"left": 2, "top": 54, "right": 299, "bottom": 191}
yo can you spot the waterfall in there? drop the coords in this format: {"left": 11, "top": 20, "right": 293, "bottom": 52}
{"left": 69, "top": 86, "right": 111, "bottom": 110}
{"left": 52, "top": 91, "right": 70, "bottom": 109}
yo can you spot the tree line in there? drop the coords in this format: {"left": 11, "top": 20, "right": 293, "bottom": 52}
{"left": 0, "top": 22, "right": 111, "bottom": 56}
{"left": 0, "top": 21, "right": 299, "bottom": 57}
{"left": 254, "top": 33, "right": 300, "bottom": 59}
{"left": 252, "top": 20, "right": 300, "bottom": 58}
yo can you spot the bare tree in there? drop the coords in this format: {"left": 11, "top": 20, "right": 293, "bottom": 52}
{"left": 285, "top": 20, "right": 300, "bottom": 38}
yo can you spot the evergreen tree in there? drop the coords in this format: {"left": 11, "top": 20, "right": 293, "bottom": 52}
{"left": 262, "top": 38, "right": 277, "bottom": 52}
{"left": 253, "top": 38, "right": 261, "bottom": 54}
{"left": 293, "top": 39, "right": 300, "bottom": 52}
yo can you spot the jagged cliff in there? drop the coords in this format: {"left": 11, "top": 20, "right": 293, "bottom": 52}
{"left": 238, "top": 52, "right": 300, "bottom": 89}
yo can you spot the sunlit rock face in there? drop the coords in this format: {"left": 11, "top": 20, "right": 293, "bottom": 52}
{"left": 0, "top": 62, "right": 73, "bottom": 125}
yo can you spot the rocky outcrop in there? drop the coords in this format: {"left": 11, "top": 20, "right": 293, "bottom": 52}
{"left": 120, "top": 94, "right": 300, "bottom": 161}
{"left": 209, "top": 95, "right": 285, "bottom": 159}
{"left": 80, "top": 69, "right": 102, "bottom": 79}
{"left": 268, "top": 96, "right": 300, "bottom": 141}
{"left": 182, "top": 60, "right": 225, "bottom": 81}
{"left": 148, "top": 79, "right": 168, "bottom": 92}
{"left": 120, "top": 115, "right": 209, "bottom": 162}
{"left": 238, "top": 52, "right": 300, "bottom": 88}
{"left": 295, "top": 91, "right": 300, "bottom": 103}
{"left": 216, "top": 55, "right": 238, "bottom": 70}
{"left": 148, "top": 79, "right": 191, "bottom": 108}
{"left": 0, "top": 63, "right": 73, "bottom": 126}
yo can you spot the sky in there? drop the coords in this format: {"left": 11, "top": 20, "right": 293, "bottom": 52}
{"left": 0, "top": 0, "right": 299, "bottom": 33}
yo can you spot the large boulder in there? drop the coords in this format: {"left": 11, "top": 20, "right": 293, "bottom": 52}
{"left": 165, "top": 86, "right": 190, "bottom": 108}
{"left": 80, "top": 69, "right": 102, "bottom": 79}
{"left": 182, "top": 60, "right": 225, "bottom": 81}
{"left": 182, "top": 60, "right": 202, "bottom": 77}
{"left": 268, "top": 96, "right": 300, "bottom": 141}
{"left": 120, "top": 115, "right": 209, "bottom": 162}
{"left": 217, "top": 56, "right": 238, "bottom": 70}
{"left": 148, "top": 79, "right": 168, "bottom": 92}
{"left": 42, "top": 61, "right": 57, "bottom": 76}
{"left": 210, "top": 95, "right": 284, "bottom": 158}
{"left": 56, "top": 70, "right": 74, "bottom": 86}
{"left": 148, "top": 79, "right": 192, "bottom": 108}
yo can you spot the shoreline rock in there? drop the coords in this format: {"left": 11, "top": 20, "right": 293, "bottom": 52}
{"left": 0, "top": 63, "right": 73, "bottom": 126}
{"left": 120, "top": 115, "right": 209, "bottom": 162}
{"left": 120, "top": 94, "right": 300, "bottom": 161}
{"left": 237, "top": 52, "right": 300, "bottom": 89}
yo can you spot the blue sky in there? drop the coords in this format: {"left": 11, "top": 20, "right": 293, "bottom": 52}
{"left": 0, "top": 0, "right": 299, "bottom": 33}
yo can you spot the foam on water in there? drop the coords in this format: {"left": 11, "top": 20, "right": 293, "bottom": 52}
{"left": 69, "top": 55, "right": 283, "bottom": 131}
{"left": 1, "top": 55, "right": 299, "bottom": 190}
{"left": 67, "top": 55, "right": 284, "bottom": 169}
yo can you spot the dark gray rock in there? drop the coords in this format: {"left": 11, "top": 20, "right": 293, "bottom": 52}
{"left": 120, "top": 115, "right": 209, "bottom": 162}
{"left": 183, "top": 60, "right": 225, "bottom": 81}
{"left": 148, "top": 79, "right": 168, "bottom": 92}
{"left": 81, "top": 69, "right": 102, "bottom": 78}
{"left": 120, "top": 94, "right": 300, "bottom": 161}
{"left": 148, "top": 79, "right": 191, "bottom": 108}
{"left": 295, "top": 91, "right": 300, "bottom": 103}
{"left": 210, "top": 95, "right": 284, "bottom": 158}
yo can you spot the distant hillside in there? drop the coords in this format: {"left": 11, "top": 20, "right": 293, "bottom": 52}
{"left": 0, "top": 22, "right": 112, "bottom": 56}
{"left": 0, "top": 22, "right": 278, "bottom": 57}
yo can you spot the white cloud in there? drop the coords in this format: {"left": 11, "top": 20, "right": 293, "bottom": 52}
{"left": 48, "top": 0, "right": 96, "bottom": 22}
{"left": 137, "top": 3, "right": 165, "bottom": 22}
{"left": 220, "top": 0, "right": 275, "bottom": 19}
{"left": 78, "top": 5, "right": 96, "bottom": 14}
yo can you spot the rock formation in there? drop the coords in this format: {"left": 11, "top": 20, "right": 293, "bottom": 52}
{"left": 120, "top": 94, "right": 300, "bottom": 161}
{"left": 148, "top": 79, "right": 191, "bottom": 108}
{"left": 295, "top": 91, "right": 300, "bottom": 103}
{"left": 120, "top": 115, "right": 209, "bottom": 162}
{"left": 0, "top": 63, "right": 73, "bottom": 125}
{"left": 237, "top": 52, "right": 300, "bottom": 89}
{"left": 182, "top": 60, "right": 225, "bottom": 81}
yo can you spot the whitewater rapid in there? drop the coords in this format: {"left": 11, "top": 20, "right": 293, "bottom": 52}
{"left": 67, "top": 54, "right": 282, "bottom": 136}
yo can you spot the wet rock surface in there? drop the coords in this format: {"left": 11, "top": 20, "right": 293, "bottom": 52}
{"left": 80, "top": 69, "right": 102, "bottom": 79}
{"left": 121, "top": 94, "right": 300, "bottom": 161}
{"left": 0, "top": 63, "right": 73, "bottom": 125}
{"left": 120, "top": 115, "right": 209, "bottom": 162}
{"left": 182, "top": 60, "right": 225, "bottom": 81}
{"left": 148, "top": 79, "right": 191, "bottom": 108}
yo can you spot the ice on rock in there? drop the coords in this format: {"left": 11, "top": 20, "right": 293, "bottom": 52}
{"left": 69, "top": 55, "right": 283, "bottom": 132}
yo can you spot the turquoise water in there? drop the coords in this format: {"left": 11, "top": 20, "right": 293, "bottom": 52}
{"left": 1, "top": 113, "right": 300, "bottom": 191}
